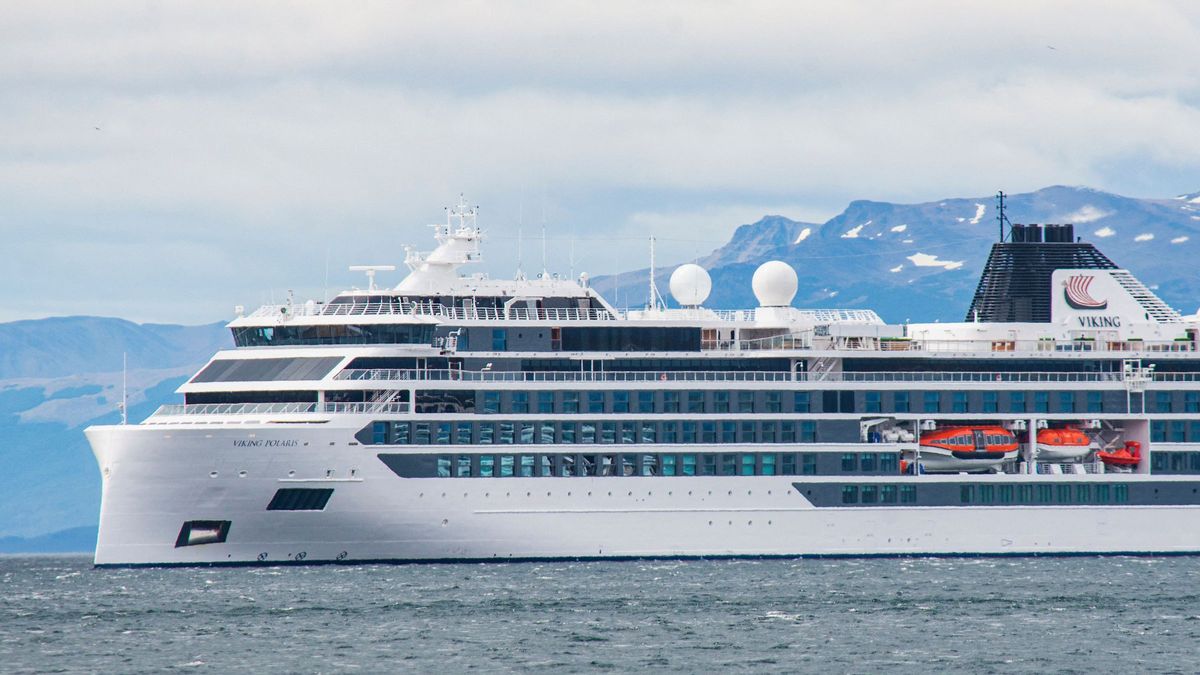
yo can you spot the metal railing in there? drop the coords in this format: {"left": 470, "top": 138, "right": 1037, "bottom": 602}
{"left": 151, "top": 401, "right": 410, "bottom": 417}
{"left": 333, "top": 368, "right": 1150, "bottom": 384}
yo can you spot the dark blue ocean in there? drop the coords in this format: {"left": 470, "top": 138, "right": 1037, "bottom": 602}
{"left": 1, "top": 555, "right": 1197, "bottom": 673}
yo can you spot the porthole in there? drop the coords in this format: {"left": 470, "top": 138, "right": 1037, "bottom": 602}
{"left": 209, "top": 471, "right": 218, "bottom": 478}
{"left": 238, "top": 470, "right": 247, "bottom": 478}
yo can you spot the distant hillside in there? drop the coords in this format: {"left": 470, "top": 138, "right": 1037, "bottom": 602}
{"left": 0, "top": 317, "right": 229, "bottom": 543}
{"left": 593, "top": 186, "right": 1200, "bottom": 322}
{"left": 0, "top": 316, "right": 229, "bottom": 379}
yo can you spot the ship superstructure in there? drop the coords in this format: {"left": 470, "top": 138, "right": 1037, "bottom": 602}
{"left": 86, "top": 198, "right": 1200, "bottom": 565}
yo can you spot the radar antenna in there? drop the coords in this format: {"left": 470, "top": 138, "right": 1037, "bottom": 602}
{"left": 348, "top": 265, "right": 396, "bottom": 291}
{"left": 648, "top": 236, "right": 666, "bottom": 311}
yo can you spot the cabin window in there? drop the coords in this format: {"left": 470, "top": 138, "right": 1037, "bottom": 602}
{"left": 662, "top": 454, "right": 677, "bottom": 476}
{"left": 562, "top": 391, "right": 580, "bottom": 414}
{"left": 681, "top": 454, "right": 697, "bottom": 476}
{"left": 479, "top": 455, "right": 495, "bottom": 477}
{"left": 701, "top": 454, "right": 717, "bottom": 476}
{"left": 841, "top": 486, "right": 858, "bottom": 504}
{"left": 640, "top": 422, "right": 656, "bottom": 444}
{"left": 713, "top": 391, "right": 730, "bottom": 413}
{"left": 491, "top": 329, "right": 507, "bottom": 351}
{"left": 740, "top": 454, "right": 755, "bottom": 476}
{"left": 864, "top": 391, "right": 882, "bottom": 413}
{"left": 765, "top": 392, "right": 782, "bottom": 413}
{"left": 741, "top": 421, "right": 757, "bottom": 443}
{"left": 879, "top": 453, "right": 898, "bottom": 473}
{"left": 841, "top": 454, "right": 856, "bottom": 472}
{"left": 456, "top": 423, "right": 473, "bottom": 444}
{"left": 1156, "top": 392, "right": 1173, "bottom": 413}
{"left": 372, "top": 421, "right": 387, "bottom": 445}
{"left": 781, "top": 453, "right": 797, "bottom": 475}
{"left": 1034, "top": 392, "right": 1049, "bottom": 413}
{"left": 537, "top": 392, "right": 554, "bottom": 414}
{"left": 600, "top": 422, "right": 616, "bottom": 444}
{"left": 540, "top": 422, "right": 555, "bottom": 444}
{"left": 899, "top": 485, "right": 917, "bottom": 503}
{"left": 801, "top": 453, "right": 817, "bottom": 475}
{"left": 561, "top": 423, "right": 576, "bottom": 444}
{"left": 761, "top": 453, "right": 777, "bottom": 476}
{"left": 640, "top": 454, "right": 657, "bottom": 476}
{"left": 952, "top": 392, "right": 969, "bottom": 414}
{"left": 1087, "top": 391, "right": 1104, "bottom": 413}
{"left": 960, "top": 485, "right": 974, "bottom": 503}
{"left": 880, "top": 485, "right": 897, "bottom": 503}
{"left": 687, "top": 391, "right": 705, "bottom": 413}
{"left": 780, "top": 421, "right": 796, "bottom": 443}
{"left": 1171, "top": 421, "right": 1186, "bottom": 443}
{"left": 436, "top": 423, "right": 452, "bottom": 444}
{"left": 800, "top": 421, "right": 817, "bottom": 443}
{"left": 860, "top": 485, "right": 877, "bottom": 504}
{"left": 701, "top": 422, "right": 717, "bottom": 444}
{"left": 738, "top": 391, "right": 755, "bottom": 413}
{"left": 520, "top": 423, "right": 535, "bottom": 444}
{"left": 1187, "top": 392, "right": 1200, "bottom": 414}
{"left": 436, "top": 456, "right": 451, "bottom": 477}
{"left": 478, "top": 423, "right": 494, "bottom": 444}
{"left": 794, "top": 392, "right": 811, "bottom": 413}
{"left": 1009, "top": 392, "right": 1026, "bottom": 413}
{"left": 982, "top": 392, "right": 998, "bottom": 413}
{"left": 413, "top": 423, "right": 431, "bottom": 444}
{"left": 612, "top": 391, "right": 630, "bottom": 413}
{"left": 893, "top": 391, "right": 910, "bottom": 413}
{"left": 638, "top": 391, "right": 655, "bottom": 413}
{"left": 859, "top": 453, "right": 876, "bottom": 472}
{"left": 682, "top": 421, "right": 697, "bottom": 444}
{"left": 456, "top": 455, "right": 472, "bottom": 477}
{"left": 481, "top": 392, "right": 500, "bottom": 414}
{"left": 1058, "top": 392, "right": 1075, "bottom": 413}
{"left": 721, "top": 421, "right": 737, "bottom": 443}
{"left": 661, "top": 421, "right": 677, "bottom": 444}
{"left": 588, "top": 392, "right": 605, "bottom": 414}
{"left": 663, "top": 391, "right": 680, "bottom": 413}
{"left": 1151, "top": 421, "right": 1166, "bottom": 443}
{"left": 721, "top": 454, "right": 737, "bottom": 476}
{"left": 923, "top": 392, "right": 940, "bottom": 413}
{"left": 622, "top": 422, "right": 637, "bottom": 444}
{"left": 498, "top": 422, "right": 514, "bottom": 444}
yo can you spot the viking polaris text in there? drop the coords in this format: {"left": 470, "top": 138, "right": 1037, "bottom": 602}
{"left": 86, "top": 197, "right": 1200, "bottom": 566}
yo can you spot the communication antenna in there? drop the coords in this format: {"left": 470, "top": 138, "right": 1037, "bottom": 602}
{"left": 348, "top": 265, "right": 396, "bottom": 291}
{"left": 120, "top": 352, "right": 127, "bottom": 425}
{"left": 648, "top": 236, "right": 665, "bottom": 310}
{"left": 996, "top": 190, "right": 1012, "bottom": 242}
{"left": 515, "top": 226, "right": 525, "bottom": 281}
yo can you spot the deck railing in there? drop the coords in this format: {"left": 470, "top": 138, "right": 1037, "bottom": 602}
{"left": 150, "top": 401, "right": 410, "bottom": 417}
{"left": 333, "top": 368, "right": 1151, "bottom": 384}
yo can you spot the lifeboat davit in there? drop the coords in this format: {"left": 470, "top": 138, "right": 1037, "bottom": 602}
{"left": 1035, "top": 427, "right": 1096, "bottom": 462}
{"left": 1097, "top": 441, "right": 1141, "bottom": 469}
{"left": 911, "top": 426, "right": 1019, "bottom": 472}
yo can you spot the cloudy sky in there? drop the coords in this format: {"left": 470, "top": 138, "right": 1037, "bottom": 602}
{"left": 2, "top": 1, "right": 1200, "bottom": 323}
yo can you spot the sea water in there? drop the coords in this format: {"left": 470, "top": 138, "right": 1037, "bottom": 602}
{"left": 1, "top": 555, "right": 1197, "bottom": 673}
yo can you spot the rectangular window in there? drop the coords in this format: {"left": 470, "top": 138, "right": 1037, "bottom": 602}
{"left": 537, "top": 391, "right": 554, "bottom": 414}
{"left": 1018, "top": 485, "right": 1034, "bottom": 503}
{"left": 794, "top": 391, "right": 811, "bottom": 413}
{"left": 637, "top": 391, "right": 655, "bottom": 414}
{"left": 1095, "top": 484, "right": 1110, "bottom": 503}
{"left": 880, "top": 484, "right": 897, "bottom": 503}
{"left": 982, "top": 392, "right": 998, "bottom": 414}
{"left": 436, "top": 423, "right": 452, "bottom": 445}
{"left": 900, "top": 485, "right": 917, "bottom": 503}
{"left": 498, "top": 422, "right": 514, "bottom": 444}
{"left": 559, "top": 454, "right": 575, "bottom": 477}
{"left": 681, "top": 454, "right": 697, "bottom": 476}
{"left": 482, "top": 392, "right": 500, "bottom": 414}
{"left": 738, "top": 391, "right": 754, "bottom": 413}
{"left": 561, "top": 422, "right": 576, "bottom": 444}
{"left": 741, "top": 421, "right": 757, "bottom": 443}
{"left": 391, "top": 422, "right": 410, "bottom": 445}
{"left": 413, "top": 423, "right": 431, "bottom": 444}
{"left": 861, "top": 484, "right": 878, "bottom": 504}
{"left": 761, "top": 453, "right": 777, "bottom": 476}
{"left": 781, "top": 453, "right": 797, "bottom": 475}
{"left": 780, "top": 421, "right": 796, "bottom": 443}
{"left": 662, "top": 454, "right": 677, "bottom": 476}
{"left": 801, "top": 453, "right": 817, "bottom": 475}
{"left": 491, "top": 329, "right": 507, "bottom": 351}
{"left": 519, "top": 455, "right": 535, "bottom": 477}
{"left": 1087, "top": 391, "right": 1104, "bottom": 414}
{"left": 923, "top": 392, "right": 940, "bottom": 413}
{"left": 864, "top": 391, "right": 882, "bottom": 413}
{"left": 740, "top": 453, "right": 756, "bottom": 476}
{"left": 1187, "top": 392, "right": 1200, "bottom": 414}
{"left": 1057, "top": 484, "right": 1072, "bottom": 503}
{"left": 1171, "top": 420, "right": 1186, "bottom": 443}
{"left": 455, "top": 422, "right": 473, "bottom": 444}
{"left": 761, "top": 421, "right": 777, "bottom": 444}
{"left": 479, "top": 455, "right": 495, "bottom": 477}
{"left": 952, "top": 392, "right": 968, "bottom": 414}
{"left": 1114, "top": 484, "right": 1129, "bottom": 503}
{"left": 1010, "top": 391, "right": 1026, "bottom": 413}
{"left": 765, "top": 392, "right": 782, "bottom": 413}
{"left": 701, "top": 454, "right": 717, "bottom": 476}
{"left": 620, "top": 454, "right": 635, "bottom": 476}
{"left": 980, "top": 485, "right": 994, "bottom": 503}
{"left": 612, "top": 391, "right": 630, "bottom": 414}
{"left": 1058, "top": 391, "right": 1075, "bottom": 413}
{"left": 1075, "top": 484, "right": 1091, "bottom": 503}
{"left": 511, "top": 392, "right": 529, "bottom": 414}
{"left": 1151, "top": 421, "right": 1166, "bottom": 443}
{"left": 1037, "top": 485, "right": 1052, "bottom": 503}
{"left": 721, "top": 421, "right": 737, "bottom": 443}
{"left": 999, "top": 485, "right": 1013, "bottom": 504}
{"left": 879, "top": 453, "right": 898, "bottom": 473}
{"left": 662, "top": 421, "right": 677, "bottom": 444}
{"left": 1156, "top": 391, "right": 1173, "bottom": 413}
{"left": 894, "top": 391, "right": 910, "bottom": 413}
{"left": 687, "top": 391, "right": 705, "bottom": 413}
{"left": 562, "top": 391, "right": 580, "bottom": 414}
{"left": 588, "top": 391, "right": 605, "bottom": 414}
{"left": 1034, "top": 392, "right": 1049, "bottom": 413}
{"left": 640, "top": 454, "right": 658, "bottom": 476}
{"left": 841, "top": 453, "right": 856, "bottom": 472}
{"left": 519, "top": 423, "right": 535, "bottom": 444}
{"left": 960, "top": 485, "right": 974, "bottom": 504}
{"left": 641, "top": 421, "right": 657, "bottom": 444}
{"left": 456, "top": 455, "right": 472, "bottom": 477}
{"left": 713, "top": 391, "right": 730, "bottom": 413}
{"left": 540, "top": 421, "right": 555, "bottom": 444}
{"left": 859, "top": 453, "right": 876, "bottom": 473}
{"left": 682, "top": 421, "right": 697, "bottom": 444}
{"left": 372, "top": 421, "right": 387, "bottom": 445}
{"left": 436, "top": 456, "right": 451, "bottom": 477}
{"left": 701, "top": 421, "right": 717, "bottom": 444}
{"left": 663, "top": 391, "right": 680, "bottom": 413}
{"left": 600, "top": 422, "right": 616, "bottom": 444}
{"left": 621, "top": 421, "right": 636, "bottom": 444}
{"left": 721, "top": 454, "right": 737, "bottom": 476}
{"left": 841, "top": 485, "right": 859, "bottom": 504}
{"left": 799, "top": 421, "right": 816, "bottom": 443}
{"left": 581, "top": 422, "right": 596, "bottom": 443}
{"left": 478, "top": 423, "right": 495, "bottom": 444}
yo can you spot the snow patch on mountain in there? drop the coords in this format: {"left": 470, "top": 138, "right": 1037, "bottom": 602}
{"left": 969, "top": 204, "right": 986, "bottom": 224}
{"left": 889, "top": 265, "right": 903, "bottom": 273}
{"left": 1060, "top": 205, "right": 1110, "bottom": 223}
{"left": 907, "top": 252, "right": 964, "bottom": 270}
{"left": 890, "top": 224, "right": 907, "bottom": 233}
{"left": 794, "top": 227, "right": 812, "bottom": 243}
{"left": 1171, "top": 236, "right": 1189, "bottom": 244}
{"left": 842, "top": 221, "right": 870, "bottom": 238}
{"left": 1094, "top": 226, "right": 1116, "bottom": 237}
{"left": 1135, "top": 233, "right": 1154, "bottom": 242}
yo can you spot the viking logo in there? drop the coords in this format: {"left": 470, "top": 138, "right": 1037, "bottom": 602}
{"left": 1063, "top": 275, "right": 1107, "bottom": 310}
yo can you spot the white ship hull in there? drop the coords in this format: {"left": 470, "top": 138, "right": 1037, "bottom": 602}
{"left": 87, "top": 423, "right": 1200, "bottom": 566}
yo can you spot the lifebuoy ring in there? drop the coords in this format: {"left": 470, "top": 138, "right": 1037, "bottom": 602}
{"left": 659, "top": 373, "right": 668, "bottom": 382}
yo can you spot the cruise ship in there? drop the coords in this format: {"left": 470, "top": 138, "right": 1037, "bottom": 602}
{"left": 86, "top": 198, "right": 1200, "bottom": 566}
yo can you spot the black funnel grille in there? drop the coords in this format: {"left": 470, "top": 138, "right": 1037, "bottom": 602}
{"left": 966, "top": 241, "right": 1117, "bottom": 322}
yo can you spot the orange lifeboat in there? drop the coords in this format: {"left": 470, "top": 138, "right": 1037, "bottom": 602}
{"left": 913, "top": 426, "right": 1019, "bottom": 472}
{"left": 1035, "top": 427, "right": 1095, "bottom": 462}
{"left": 1097, "top": 441, "right": 1141, "bottom": 469}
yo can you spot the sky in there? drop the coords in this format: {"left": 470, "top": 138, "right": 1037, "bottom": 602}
{"left": 2, "top": 1, "right": 1200, "bottom": 324}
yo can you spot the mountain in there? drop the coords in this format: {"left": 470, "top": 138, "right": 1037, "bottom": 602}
{"left": 0, "top": 317, "right": 230, "bottom": 544}
{"left": 592, "top": 186, "right": 1200, "bottom": 322}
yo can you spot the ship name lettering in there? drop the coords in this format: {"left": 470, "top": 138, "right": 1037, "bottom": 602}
{"left": 1075, "top": 316, "right": 1120, "bottom": 328}
{"left": 233, "top": 439, "right": 299, "bottom": 447}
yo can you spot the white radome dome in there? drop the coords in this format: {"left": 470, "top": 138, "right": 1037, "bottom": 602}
{"left": 669, "top": 263, "right": 712, "bottom": 307}
{"left": 752, "top": 260, "right": 798, "bottom": 307}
